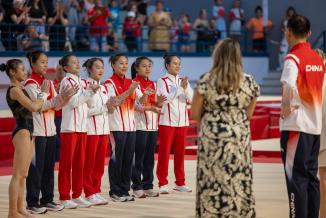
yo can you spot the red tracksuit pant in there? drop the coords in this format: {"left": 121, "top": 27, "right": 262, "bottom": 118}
{"left": 156, "top": 125, "right": 186, "bottom": 187}
{"left": 84, "top": 135, "right": 109, "bottom": 197}
{"left": 58, "top": 132, "right": 87, "bottom": 200}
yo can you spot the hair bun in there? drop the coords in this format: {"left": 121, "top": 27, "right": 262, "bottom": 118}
{"left": 0, "top": 63, "right": 7, "bottom": 72}
{"left": 163, "top": 53, "right": 169, "bottom": 59}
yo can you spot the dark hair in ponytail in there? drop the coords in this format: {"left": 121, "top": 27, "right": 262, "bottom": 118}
{"left": 0, "top": 59, "right": 23, "bottom": 78}
{"left": 26, "top": 50, "right": 47, "bottom": 68}
{"left": 58, "top": 54, "right": 75, "bottom": 72}
{"left": 163, "top": 53, "right": 180, "bottom": 70}
{"left": 109, "top": 53, "right": 128, "bottom": 69}
{"left": 82, "top": 57, "right": 104, "bottom": 75}
{"left": 131, "top": 56, "right": 153, "bottom": 79}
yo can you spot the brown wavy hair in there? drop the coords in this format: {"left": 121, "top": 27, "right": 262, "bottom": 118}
{"left": 209, "top": 38, "right": 244, "bottom": 93}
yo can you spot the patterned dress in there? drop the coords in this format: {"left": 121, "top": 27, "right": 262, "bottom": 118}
{"left": 195, "top": 72, "right": 260, "bottom": 218}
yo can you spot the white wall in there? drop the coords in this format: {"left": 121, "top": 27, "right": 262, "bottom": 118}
{"left": 0, "top": 56, "right": 268, "bottom": 83}
{"left": 0, "top": 56, "right": 268, "bottom": 109}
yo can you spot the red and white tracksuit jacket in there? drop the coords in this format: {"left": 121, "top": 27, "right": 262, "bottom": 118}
{"left": 156, "top": 73, "right": 193, "bottom": 187}
{"left": 58, "top": 72, "right": 95, "bottom": 200}
{"left": 24, "top": 72, "right": 62, "bottom": 137}
{"left": 133, "top": 75, "right": 158, "bottom": 131}
{"left": 103, "top": 73, "right": 142, "bottom": 132}
{"left": 84, "top": 77, "right": 110, "bottom": 197}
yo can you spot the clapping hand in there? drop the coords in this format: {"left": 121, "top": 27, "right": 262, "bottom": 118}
{"left": 128, "top": 81, "right": 140, "bottom": 94}
{"left": 156, "top": 94, "right": 167, "bottom": 104}
{"left": 144, "top": 86, "right": 155, "bottom": 95}
{"left": 60, "top": 85, "right": 78, "bottom": 101}
{"left": 180, "top": 76, "right": 189, "bottom": 90}
{"left": 41, "top": 80, "right": 50, "bottom": 94}
{"left": 89, "top": 83, "right": 100, "bottom": 93}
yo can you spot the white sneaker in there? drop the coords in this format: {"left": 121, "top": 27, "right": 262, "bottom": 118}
{"left": 95, "top": 194, "right": 108, "bottom": 205}
{"left": 61, "top": 200, "right": 78, "bottom": 209}
{"left": 72, "top": 196, "right": 92, "bottom": 208}
{"left": 159, "top": 185, "right": 169, "bottom": 194}
{"left": 144, "top": 189, "right": 159, "bottom": 197}
{"left": 173, "top": 185, "right": 192, "bottom": 192}
{"left": 86, "top": 194, "right": 103, "bottom": 206}
{"left": 132, "top": 190, "right": 146, "bottom": 198}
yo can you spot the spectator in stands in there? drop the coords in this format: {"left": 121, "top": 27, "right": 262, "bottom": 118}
{"left": 84, "top": 0, "right": 95, "bottom": 11}
{"left": 132, "top": 0, "right": 149, "bottom": 24}
{"left": 27, "top": 0, "right": 47, "bottom": 35}
{"left": 123, "top": 11, "right": 141, "bottom": 52}
{"left": 88, "top": 0, "right": 110, "bottom": 52}
{"left": 178, "top": 14, "right": 191, "bottom": 53}
{"left": 193, "top": 9, "right": 209, "bottom": 53}
{"left": 212, "top": 0, "right": 227, "bottom": 39}
{"left": 206, "top": 18, "right": 220, "bottom": 51}
{"left": 62, "top": 0, "right": 80, "bottom": 48}
{"left": 120, "top": 0, "right": 130, "bottom": 11}
{"left": 2, "top": 0, "right": 30, "bottom": 51}
{"left": 129, "top": 1, "right": 145, "bottom": 25}
{"left": 20, "top": 25, "right": 48, "bottom": 52}
{"left": 107, "top": 22, "right": 118, "bottom": 51}
{"left": 148, "top": 0, "right": 172, "bottom": 52}
{"left": 134, "top": 0, "right": 149, "bottom": 17}
{"left": 170, "top": 18, "right": 179, "bottom": 52}
{"left": 0, "top": 2, "right": 5, "bottom": 51}
{"left": 246, "top": 6, "right": 273, "bottom": 52}
{"left": 75, "top": 0, "right": 90, "bottom": 51}
{"left": 276, "top": 6, "right": 296, "bottom": 71}
{"left": 108, "top": 0, "right": 120, "bottom": 32}
{"left": 47, "top": 1, "right": 69, "bottom": 51}
{"left": 229, "top": 0, "right": 245, "bottom": 42}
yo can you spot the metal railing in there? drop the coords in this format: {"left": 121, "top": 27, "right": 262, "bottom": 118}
{"left": 312, "top": 30, "right": 326, "bottom": 53}
{"left": 0, "top": 23, "right": 271, "bottom": 56}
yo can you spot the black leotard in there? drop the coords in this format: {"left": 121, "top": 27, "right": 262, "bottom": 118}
{"left": 6, "top": 86, "right": 34, "bottom": 138}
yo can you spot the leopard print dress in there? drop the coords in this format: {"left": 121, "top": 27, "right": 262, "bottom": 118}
{"left": 195, "top": 72, "right": 260, "bottom": 218}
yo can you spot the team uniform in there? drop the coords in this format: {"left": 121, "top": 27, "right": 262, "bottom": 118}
{"left": 280, "top": 42, "right": 325, "bottom": 218}
{"left": 156, "top": 73, "right": 193, "bottom": 189}
{"left": 24, "top": 72, "right": 64, "bottom": 212}
{"left": 58, "top": 73, "right": 95, "bottom": 204}
{"left": 84, "top": 78, "right": 110, "bottom": 203}
{"left": 103, "top": 73, "right": 142, "bottom": 201}
{"left": 131, "top": 75, "right": 159, "bottom": 194}
{"left": 53, "top": 79, "right": 62, "bottom": 161}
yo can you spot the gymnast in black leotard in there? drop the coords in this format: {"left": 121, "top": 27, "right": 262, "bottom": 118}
{"left": 6, "top": 86, "right": 33, "bottom": 138}
{"left": 1, "top": 59, "right": 49, "bottom": 218}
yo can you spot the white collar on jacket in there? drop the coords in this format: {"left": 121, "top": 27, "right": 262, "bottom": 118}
{"left": 66, "top": 72, "right": 80, "bottom": 82}
{"left": 87, "top": 77, "right": 101, "bottom": 85}
{"left": 164, "top": 73, "right": 180, "bottom": 83}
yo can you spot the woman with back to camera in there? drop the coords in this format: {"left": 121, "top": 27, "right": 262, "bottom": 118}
{"left": 191, "top": 38, "right": 260, "bottom": 217}
{"left": 1, "top": 59, "right": 48, "bottom": 218}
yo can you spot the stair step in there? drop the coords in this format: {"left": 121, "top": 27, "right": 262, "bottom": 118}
{"left": 261, "top": 80, "right": 282, "bottom": 86}
{"left": 262, "top": 73, "right": 282, "bottom": 79}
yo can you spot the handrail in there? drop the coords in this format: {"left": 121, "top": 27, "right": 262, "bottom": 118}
{"left": 312, "top": 30, "right": 326, "bottom": 52}
{"left": 0, "top": 22, "right": 271, "bottom": 55}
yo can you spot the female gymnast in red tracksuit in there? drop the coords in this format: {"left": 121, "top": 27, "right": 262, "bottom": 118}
{"left": 103, "top": 54, "right": 147, "bottom": 202}
{"left": 58, "top": 54, "right": 99, "bottom": 209}
{"left": 82, "top": 57, "right": 116, "bottom": 206}
{"left": 156, "top": 54, "right": 193, "bottom": 194}
{"left": 130, "top": 56, "right": 167, "bottom": 198}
